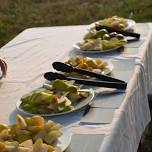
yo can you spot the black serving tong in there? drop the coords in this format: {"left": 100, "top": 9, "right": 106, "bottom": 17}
{"left": 44, "top": 62, "right": 127, "bottom": 90}
{"left": 95, "top": 25, "right": 140, "bottom": 41}
{"left": 52, "top": 62, "right": 125, "bottom": 83}
{"left": 44, "top": 72, "right": 127, "bottom": 90}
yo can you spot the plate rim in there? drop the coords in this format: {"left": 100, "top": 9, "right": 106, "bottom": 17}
{"left": 102, "top": 60, "right": 113, "bottom": 75}
{"left": 57, "top": 127, "right": 72, "bottom": 151}
{"left": 16, "top": 89, "right": 94, "bottom": 117}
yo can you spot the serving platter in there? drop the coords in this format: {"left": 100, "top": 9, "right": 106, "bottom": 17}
{"left": 16, "top": 89, "right": 94, "bottom": 117}
{"left": 73, "top": 44, "right": 124, "bottom": 54}
{"left": 88, "top": 18, "right": 136, "bottom": 31}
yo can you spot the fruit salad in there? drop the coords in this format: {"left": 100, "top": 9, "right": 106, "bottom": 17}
{"left": 0, "top": 115, "right": 62, "bottom": 152}
{"left": 65, "top": 56, "right": 111, "bottom": 78}
{"left": 20, "top": 80, "right": 90, "bottom": 114}
{"left": 95, "top": 16, "right": 128, "bottom": 30}
{"left": 76, "top": 28, "right": 126, "bottom": 51}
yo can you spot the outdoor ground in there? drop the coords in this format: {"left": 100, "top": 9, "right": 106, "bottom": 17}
{"left": 0, "top": 0, "right": 152, "bottom": 47}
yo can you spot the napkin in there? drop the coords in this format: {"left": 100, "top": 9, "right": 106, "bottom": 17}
{"left": 92, "top": 91, "right": 125, "bottom": 108}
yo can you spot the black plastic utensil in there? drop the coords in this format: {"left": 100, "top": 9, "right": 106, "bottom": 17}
{"left": 52, "top": 62, "right": 126, "bottom": 83}
{"left": 44, "top": 72, "right": 127, "bottom": 90}
{"left": 95, "top": 25, "right": 140, "bottom": 39}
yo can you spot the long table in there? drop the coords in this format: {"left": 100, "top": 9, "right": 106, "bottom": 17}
{"left": 0, "top": 23, "right": 152, "bottom": 152}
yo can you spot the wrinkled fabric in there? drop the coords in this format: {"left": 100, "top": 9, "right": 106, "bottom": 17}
{"left": 0, "top": 24, "right": 151, "bottom": 152}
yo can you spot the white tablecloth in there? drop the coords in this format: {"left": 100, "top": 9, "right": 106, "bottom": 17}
{"left": 0, "top": 23, "right": 151, "bottom": 152}
{"left": 100, "top": 65, "right": 150, "bottom": 152}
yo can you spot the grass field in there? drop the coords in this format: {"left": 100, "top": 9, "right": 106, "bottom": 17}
{"left": 0, "top": 0, "right": 152, "bottom": 47}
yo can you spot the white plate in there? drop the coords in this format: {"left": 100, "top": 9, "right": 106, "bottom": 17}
{"left": 88, "top": 18, "right": 136, "bottom": 31}
{"left": 65, "top": 58, "right": 113, "bottom": 75}
{"left": 16, "top": 89, "right": 94, "bottom": 117}
{"left": 73, "top": 43, "right": 123, "bottom": 54}
{"left": 57, "top": 127, "right": 72, "bottom": 151}
{"left": 124, "top": 19, "right": 136, "bottom": 30}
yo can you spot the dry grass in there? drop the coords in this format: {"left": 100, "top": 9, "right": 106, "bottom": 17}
{"left": 0, "top": 0, "right": 152, "bottom": 47}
